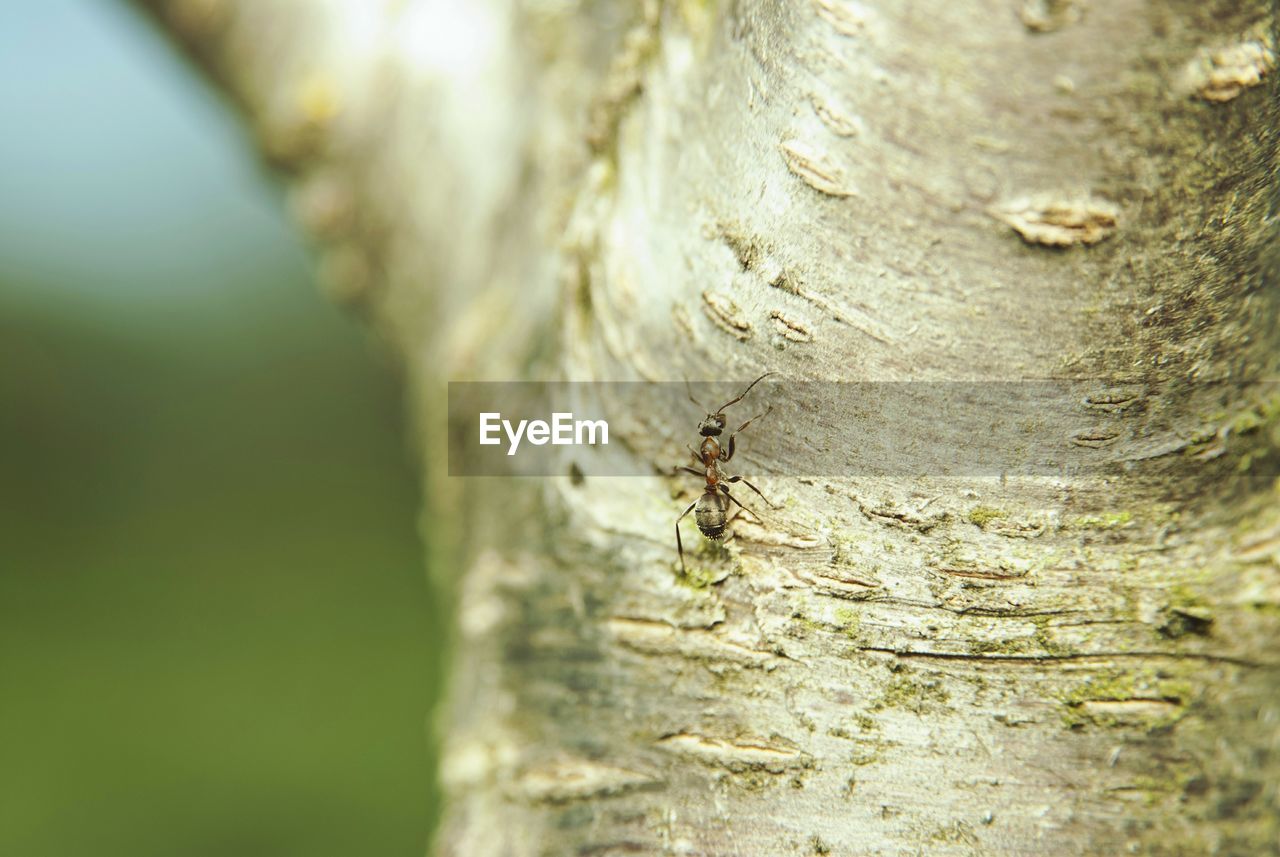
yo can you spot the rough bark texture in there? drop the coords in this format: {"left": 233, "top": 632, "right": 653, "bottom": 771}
{"left": 139, "top": 0, "right": 1280, "bottom": 853}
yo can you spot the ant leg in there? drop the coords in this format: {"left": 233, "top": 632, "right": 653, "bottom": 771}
{"left": 723, "top": 405, "right": 773, "bottom": 462}
{"left": 675, "top": 499, "right": 697, "bottom": 575}
{"left": 673, "top": 465, "right": 703, "bottom": 478}
{"left": 720, "top": 483, "right": 765, "bottom": 521}
{"left": 726, "top": 475, "right": 779, "bottom": 509}
{"left": 714, "top": 372, "right": 774, "bottom": 414}
{"left": 722, "top": 493, "right": 747, "bottom": 543}
{"left": 687, "top": 444, "right": 702, "bottom": 465}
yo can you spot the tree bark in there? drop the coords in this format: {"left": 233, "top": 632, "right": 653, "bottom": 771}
{"left": 139, "top": 0, "right": 1279, "bottom": 853}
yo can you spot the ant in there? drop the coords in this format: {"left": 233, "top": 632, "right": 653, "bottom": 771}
{"left": 675, "top": 372, "right": 778, "bottom": 575}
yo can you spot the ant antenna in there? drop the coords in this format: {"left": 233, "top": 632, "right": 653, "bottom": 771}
{"left": 715, "top": 372, "right": 774, "bottom": 414}
{"left": 684, "top": 377, "right": 706, "bottom": 411}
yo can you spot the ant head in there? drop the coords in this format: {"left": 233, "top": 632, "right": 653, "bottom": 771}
{"left": 698, "top": 414, "right": 725, "bottom": 436}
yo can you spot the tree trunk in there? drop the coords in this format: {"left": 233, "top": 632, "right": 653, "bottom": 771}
{"left": 140, "top": 0, "right": 1279, "bottom": 853}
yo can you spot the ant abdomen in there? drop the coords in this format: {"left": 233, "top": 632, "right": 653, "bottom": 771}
{"left": 695, "top": 492, "right": 730, "bottom": 539}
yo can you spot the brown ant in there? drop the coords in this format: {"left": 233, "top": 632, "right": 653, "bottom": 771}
{"left": 676, "top": 372, "right": 778, "bottom": 574}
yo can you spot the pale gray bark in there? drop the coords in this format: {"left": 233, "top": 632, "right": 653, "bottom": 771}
{"left": 141, "top": 0, "right": 1279, "bottom": 853}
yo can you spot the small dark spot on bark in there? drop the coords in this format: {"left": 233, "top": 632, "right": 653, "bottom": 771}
{"left": 1158, "top": 608, "right": 1213, "bottom": 638}
{"left": 1210, "top": 779, "right": 1262, "bottom": 820}
{"left": 1183, "top": 774, "right": 1211, "bottom": 798}
{"left": 557, "top": 803, "right": 596, "bottom": 828}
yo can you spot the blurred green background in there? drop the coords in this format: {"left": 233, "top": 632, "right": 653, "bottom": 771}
{"left": 0, "top": 3, "right": 441, "bottom": 856}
